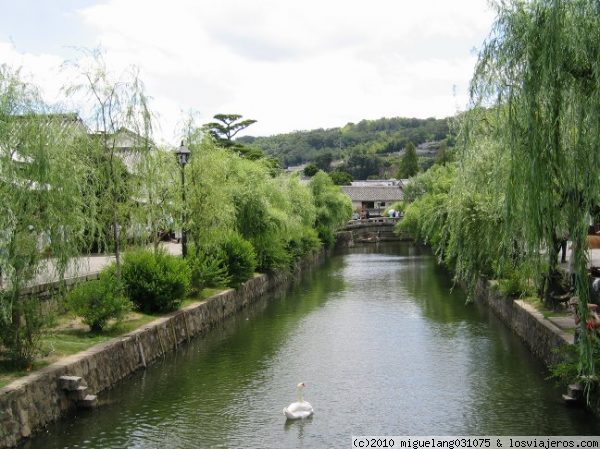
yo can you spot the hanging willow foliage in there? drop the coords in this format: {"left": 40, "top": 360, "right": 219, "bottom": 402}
{"left": 470, "top": 0, "right": 600, "bottom": 391}
{"left": 64, "top": 49, "right": 154, "bottom": 272}
{"left": 0, "top": 65, "right": 97, "bottom": 365}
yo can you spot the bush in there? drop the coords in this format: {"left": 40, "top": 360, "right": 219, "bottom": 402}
{"left": 122, "top": 250, "right": 191, "bottom": 313}
{"left": 187, "top": 246, "right": 231, "bottom": 291}
{"left": 0, "top": 296, "right": 50, "bottom": 367}
{"left": 252, "top": 234, "right": 290, "bottom": 273}
{"left": 66, "top": 266, "right": 131, "bottom": 332}
{"left": 300, "top": 227, "right": 322, "bottom": 254}
{"left": 286, "top": 227, "right": 321, "bottom": 262}
{"left": 221, "top": 233, "right": 257, "bottom": 288}
{"left": 316, "top": 225, "right": 336, "bottom": 248}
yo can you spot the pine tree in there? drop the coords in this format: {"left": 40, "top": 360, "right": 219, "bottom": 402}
{"left": 398, "top": 142, "right": 419, "bottom": 178}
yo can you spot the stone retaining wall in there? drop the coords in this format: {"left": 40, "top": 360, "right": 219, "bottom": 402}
{"left": 474, "top": 279, "right": 572, "bottom": 367}
{"left": 0, "top": 252, "right": 325, "bottom": 448}
{"left": 473, "top": 279, "right": 600, "bottom": 416}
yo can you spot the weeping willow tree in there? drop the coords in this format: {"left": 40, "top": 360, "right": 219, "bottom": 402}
{"left": 0, "top": 65, "right": 95, "bottom": 366}
{"left": 64, "top": 49, "right": 153, "bottom": 272}
{"left": 470, "top": 0, "right": 600, "bottom": 389}
{"left": 130, "top": 147, "right": 179, "bottom": 254}
{"left": 185, "top": 135, "right": 237, "bottom": 251}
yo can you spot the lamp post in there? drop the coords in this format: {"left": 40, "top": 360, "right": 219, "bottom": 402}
{"left": 175, "top": 141, "right": 191, "bottom": 258}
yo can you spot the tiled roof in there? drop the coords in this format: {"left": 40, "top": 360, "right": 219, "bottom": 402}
{"left": 340, "top": 185, "right": 404, "bottom": 201}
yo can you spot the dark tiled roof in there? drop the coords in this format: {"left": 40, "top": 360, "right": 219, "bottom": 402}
{"left": 340, "top": 185, "right": 404, "bottom": 201}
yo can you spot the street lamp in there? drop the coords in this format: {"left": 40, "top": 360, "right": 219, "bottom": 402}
{"left": 175, "top": 141, "right": 191, "bottom": 258}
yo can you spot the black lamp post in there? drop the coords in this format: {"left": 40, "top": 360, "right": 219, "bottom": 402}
{"left": 175, "top": 141, "right": 191, "bottom": 258}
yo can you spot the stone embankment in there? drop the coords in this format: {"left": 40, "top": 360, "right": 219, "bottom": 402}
{"left": 474, "top": 279, "right": 572, "bottom": 367}
{"left": 0, "top": 251, "right": 325, "bottom": 448}
{"left": 474, "top": 279, "right": 600, "bottom": 415}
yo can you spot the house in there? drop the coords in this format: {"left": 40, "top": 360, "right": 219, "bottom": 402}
{"left": 89, "top": 127, "right": 154, "bottom": 173}
{"left": 341, "top": 179, "right": 405, "bottom": 217}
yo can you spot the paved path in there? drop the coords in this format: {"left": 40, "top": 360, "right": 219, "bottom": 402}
{"left": 6, "top": 240, "right": 595, "bottom": 335}
{"left": 19, "top": 242, "right": 182, "bottom": 288}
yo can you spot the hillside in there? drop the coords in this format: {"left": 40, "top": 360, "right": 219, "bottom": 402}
{"left": 237, "top": 116, "right": 451, "bottom": 168}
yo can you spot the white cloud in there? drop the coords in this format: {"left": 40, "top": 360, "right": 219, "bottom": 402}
{"left": 0, "top": 0, "right": 495, "bottom": 141}
{"left": 0, "top": 42, "right": 65, "bottom": 102}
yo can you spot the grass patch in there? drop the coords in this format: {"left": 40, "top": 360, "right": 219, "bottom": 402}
{"left": 0, "top": 287, "right": 226, "bottom": 389}
{"left": 521, "top": 295, "right": 571, "bottom": 319}
{"left": 521, "top": 295, "right": 543, "bottom": 309}
{"left": 181, "top": 288, "right": 226, "bottom": 308}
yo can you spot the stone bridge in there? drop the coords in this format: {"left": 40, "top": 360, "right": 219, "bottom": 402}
{"left": 337, "top": 217, "right": 409, "bottom": 246}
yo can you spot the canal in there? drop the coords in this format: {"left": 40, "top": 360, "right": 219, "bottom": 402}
{"left": 23, "top": 243, "right": 600, "bottom": 448}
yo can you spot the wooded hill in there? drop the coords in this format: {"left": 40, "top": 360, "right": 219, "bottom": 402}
{"left": 237, "top": 116, "right": 451, "bottom": 168}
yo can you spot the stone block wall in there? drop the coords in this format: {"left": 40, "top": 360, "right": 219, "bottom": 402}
{"left": 0, "top": 252, "right": 324, "bottom": 448}
{"left": 475, "top": 279, "right": 572, "bottom": 367}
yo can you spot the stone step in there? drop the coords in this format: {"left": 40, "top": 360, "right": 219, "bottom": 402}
{"left": 568, "top": 383, "right": 584, "bottom": 399}
{"left": 562, "top": 393, "right": 581, "bottom": 406}
{"left": 77, "top": 394, "right": 97, "bottom": 409}
{"left": 67, "top": 385, "right": 88, "bottom": 401}
{"left": 58, "top": 376, "right": 86, "bottom": 391}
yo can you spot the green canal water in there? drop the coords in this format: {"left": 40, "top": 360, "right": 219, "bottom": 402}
{"left": 22, "top": 243, "right": 600, "bottom": 448}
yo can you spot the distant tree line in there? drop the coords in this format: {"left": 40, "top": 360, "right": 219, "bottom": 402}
{"left": 237, "top": 116, "right": 451, "bottom": 168}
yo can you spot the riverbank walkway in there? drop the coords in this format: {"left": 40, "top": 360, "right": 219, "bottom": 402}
{"left": 538, "top": 246, "right": 600, "bottom": 336}
{"left": 6, "top": 240, "right": 599, "bottom": 340}
{"left": 1, "top": 242, "right": 181, "bottom": 292}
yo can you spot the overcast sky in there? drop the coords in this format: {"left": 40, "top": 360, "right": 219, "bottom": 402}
{"left": 0, "top": 0, "right": 495, "bottom": 142}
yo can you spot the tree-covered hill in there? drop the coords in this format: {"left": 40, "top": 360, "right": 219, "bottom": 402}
{"left": 237, "top": 116, "right": 451, "bottom": 168}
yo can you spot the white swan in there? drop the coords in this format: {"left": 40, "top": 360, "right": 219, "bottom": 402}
{"left": 283, "top": 382, "right": 314, "bottom": 420}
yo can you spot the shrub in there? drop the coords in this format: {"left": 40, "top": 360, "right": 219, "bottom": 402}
{"left": 316, "top": 225, "right": 336, "bottom": 248}
{"left": 286, "top": 227, "right": 321, "bottom": 262}
{"left": 220, "top": 233, "right": 257, "bottom": 288}
{"left": 0, "top": 296, "right": 50, "bottom": 367}
{"left": 300, "top": 227, "right": 322, "bottom": 254}
{"left": 187, "top": 246, "right": 231, "bottom": 291}
{"left": 122, "top": 250, "right": 191, "bottom": 313}
{"left": 252, "top": 234, "right": 290, "bottom": 273}
{"left": 66, "top": 266, "right": 131, "bottom": 332}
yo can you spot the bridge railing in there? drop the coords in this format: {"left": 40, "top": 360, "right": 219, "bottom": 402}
{"left": 349, "top": 216, "right": 400, "bottom": 224}
{"left": 343, "top": 216, "right": 401, "bottom": 230}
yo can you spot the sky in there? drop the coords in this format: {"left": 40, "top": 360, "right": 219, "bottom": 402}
{"left": 0, "top": 0, "right": 496, "bottom": 143}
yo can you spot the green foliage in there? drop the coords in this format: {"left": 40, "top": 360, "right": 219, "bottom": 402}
{"left": 398, "top": 142, "right": 419, "bottom": 178}
{"left": 496, "top": 271, "right": 530, "bottom": 299}
{"left": 130, "top": 148, "right": 179, "bottom": 253}
{"left": 204, "top": 113, "right": 259, "bottom": 158}
{"left": 314, "top": 152, "right": 333, "bottom": 171}
{"left": 81, "top": 149, "right": 132, "bottom": 254}
{"left": 471, "top": 0, "right": 600, "bottom": 385}
{"left": 185, "top": 136, "right": 237, "bottom": 247}
{"left": 310, "top": 172, "right": 352, "bottom": 247}
{"left": 205, "top": 113, "right": 257, "bottom": 145}
{"left": 549, "top": 351, "right": 580, "bottom": 385}
{"left": 340, "top": 152, "right": 382, "bottom": 180}
{"left": 220, "top": 233, "right": 257, "bottom": 287}
{"left": 64, "top": 49, "right": 154, "bottom": 270}
{"left": 434, "top": 141, "right": 452, "bottom": 166}
{"left": 184, "top": 135, "right": 329, "bottom": 274}
{"left": 242, "top": 116, "right": 450, "bottom": 167}
{"left": 122, "top": 250, "right": 191, "bottom": 313}
{"left": 187, "top": 246, "right": 231, "bottom": 291}
{"left": 303, "top": 163, "right": 318, "bottom": 177}
{"left": 0, "top": 65, "right": 96, "bottom": 366}
{"left": 66, "top": 266, "right": 131, "bottom": 332}
{"left": 328, "top": 170, "right": 353, "bottom": 185}
{"left": 286, "top": 227, "right": 322, "bottom": 261}
{"left": 0, "top": 296, "right": 50, "bottom": 368}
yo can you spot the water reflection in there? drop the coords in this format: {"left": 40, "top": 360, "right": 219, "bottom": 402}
{"left": 22, "top": 243, "right": 600, "bottom": 449}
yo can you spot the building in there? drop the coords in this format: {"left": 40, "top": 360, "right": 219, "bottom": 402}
{"left": 341, "top": 179, "right": 405, "bottom": 217}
